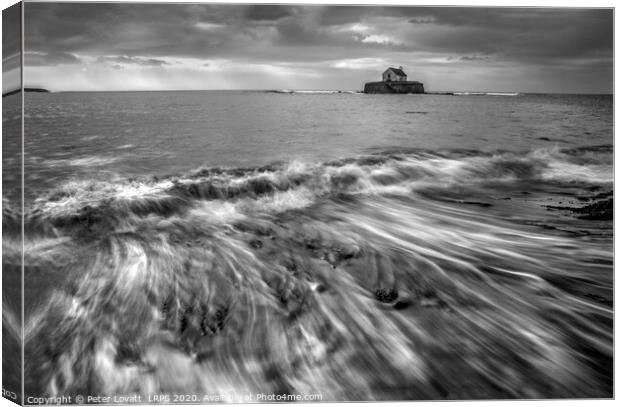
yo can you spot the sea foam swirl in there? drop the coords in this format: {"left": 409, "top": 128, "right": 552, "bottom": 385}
{"left": 1, "top": 147, "right": 612, "bottom": 400}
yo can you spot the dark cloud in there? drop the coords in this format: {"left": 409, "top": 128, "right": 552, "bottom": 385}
{"left": 446, "top": 55, "right": 490, "bottom": 62}
{"left": 23, "top": 4, "right": 612, "bottom": 66}
{"left": 97, "top": 55, "right": 169, "bottom": 67}
{"left": 317, "top": 6, "right": 369, "bottom": 26}
{"left": 244, "top": 5, "right": 294, "bottom": 21}
{"left": 3, "top": 2, "right": 21, "bottom": 70}
{"left": 459, "top": 55, "right": 489, "bottom": 61}
{"left": 400, "top": 8, "right": 612, "bottom": 66}
{"left": 25, "top": 51, "right": 81, "bottom": 66}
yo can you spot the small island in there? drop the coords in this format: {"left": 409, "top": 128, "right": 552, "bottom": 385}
{"left": 364, "top": 67, "right": 425, "bottom": 94}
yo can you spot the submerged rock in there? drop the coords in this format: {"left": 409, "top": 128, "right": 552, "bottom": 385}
{"left": 374, "top": 287, "right": 398, "bottom": 303}
{"left": 545, "top": 196, "right": 613, "bottom": 221}
{"left": 393, "top": 291, "right": 413, "bottom": 310}
{"left": 576, "top": 197, "right": 613, "bottom": 220}
{"left": 250, "top": 239, "right": 263, "bottom": 249}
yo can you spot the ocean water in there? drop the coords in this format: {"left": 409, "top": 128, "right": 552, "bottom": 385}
{"left": 2, "top": 91, "right": 613, "bottom": 400}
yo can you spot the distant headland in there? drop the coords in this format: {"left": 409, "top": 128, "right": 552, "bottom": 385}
{"left": 2, "top": 88, "right": 50, "bottom": 97}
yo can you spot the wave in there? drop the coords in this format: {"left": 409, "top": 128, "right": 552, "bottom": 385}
{"left": 10, "top": 146, "right": 613, "bottom": 399}
{"left": 454, "top": 92, "right": 520, "bottom": 96}
{"left": 41, "top": 155, "right": 122, "bottom": 168}
{"left": 24, "top": 146, "right": 612, "bottom": 224}
{"left": 267, "top": 90, "right": 358, "bottom": 94}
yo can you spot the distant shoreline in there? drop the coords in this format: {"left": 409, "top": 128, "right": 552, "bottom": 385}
{"left": 2, "top": 88, "right": 50, "bottom": 97}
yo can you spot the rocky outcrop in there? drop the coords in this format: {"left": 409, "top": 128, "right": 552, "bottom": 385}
{"left": 363, "top": 81, "right": 425, "bottom": 94}
{"left": 2, "top": 88, "right": 50, "bottom": 97}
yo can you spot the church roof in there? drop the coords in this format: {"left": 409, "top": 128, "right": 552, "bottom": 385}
{"left": 385, "top": 67, "right": 407, "bottom": 76}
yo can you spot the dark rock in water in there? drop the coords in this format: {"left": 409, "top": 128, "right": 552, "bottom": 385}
{"left": 546, "top": 197, "right": 613, "bottom": 221}
{"left": 249, "top": 239, "right": 263, "bottom": 249}
{"left": 576, "top": 198, "right": 613, "bottom": 220}
{"left": 545, "top": 195, "right": 614, "bottom": 220}
{"left": 311, "top": 282, "right": 327, "bottom": 293}
{"left": 592, "top": 190, "right": 613, "bottom": 200}
{"left": 364, "top": 81, "right": 425, "bottom": 94}
{"left": 393, "top": 291, "right": 413, "bottom": 310}
{"left": 374, "top": 287, "right": 398, "bottom": 303}
{"left": 53, "top": 205, "right": 104, "bottom": 230}
{"left": 304, "top": 238, "right": 320, "bottom": 251}
{"left": 340, "top": 245, "right": 361, "bottom": 260}
{"left": 460, "top": 200, "right": 492, "bottom": 208}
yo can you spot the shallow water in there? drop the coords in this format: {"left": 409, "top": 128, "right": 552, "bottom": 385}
{"left": 2, "top": 91, "right": 613, "bottom": 400}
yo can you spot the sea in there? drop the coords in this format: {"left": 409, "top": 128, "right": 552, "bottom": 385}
{"left": 2, "top": 90, "right": 614, "bottom": 400}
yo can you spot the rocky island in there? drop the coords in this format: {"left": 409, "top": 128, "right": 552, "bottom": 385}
{"left": 364, "top": 67, "right": 425, "bottom": 94}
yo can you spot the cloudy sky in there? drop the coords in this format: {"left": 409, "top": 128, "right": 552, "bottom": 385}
{"left": 14, "top": 2, "right": 614, "bottom": 93}
{"left": 2, "top": 2, "right": 20, "bottom": 94}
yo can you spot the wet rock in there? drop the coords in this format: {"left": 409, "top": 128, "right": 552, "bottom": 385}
{"left": 374, "top": 287, "right": 398, "bottom": 303}
{"left": 545, "top": 197, "right": 613, "bottom": 221}
{"left": 576, "top": 198, "right": 612, "bottom": 220}
{"left": 304, "top": 239, "right": 320, "bottom": 251}
{"left": 249, "top": 239, "right": 263, "bottom": 249}
{"left": 340, "top": 245, "right": 361, "bottom": 260}
{"left": 393, "top": 291, "right": 413, "bottom": 310}
{"left": 309, "top": 282, "right": 327, "bottom": 293}
{"left": 459, "top": 200, "right": 492, "bottom": 208}
{"left": 592, "top": 190, "right": 613, "bottom": 200}
{"left": 52, "top": 205, "right": 105, "bottom": 231}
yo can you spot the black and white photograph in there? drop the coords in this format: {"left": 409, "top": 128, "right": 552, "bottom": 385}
{"left": 1, "top": 0, "right": 614, "bottom": 404}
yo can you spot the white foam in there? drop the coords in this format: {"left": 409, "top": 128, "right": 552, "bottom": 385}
{"left": 542, "top": 162, "right": 613, "bottom": 184}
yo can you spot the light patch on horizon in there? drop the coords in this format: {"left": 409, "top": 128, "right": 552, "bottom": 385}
{"left": 332, "top": 58, "right": 386, "bottom": 70}
{"left": 195, "top": 22, "right": 226, "bottom": 31}
{"left": 24, "top": 56, "right": 329, "bottom": 92}
{"left": 3, "top": 68, "right": 20, "bottom": 94}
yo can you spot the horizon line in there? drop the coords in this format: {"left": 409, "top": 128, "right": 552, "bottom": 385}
{"left": 3, "top": 87, "right": 613, "bottom": 97}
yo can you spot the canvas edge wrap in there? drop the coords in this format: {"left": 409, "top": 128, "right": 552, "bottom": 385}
{"left": 2, "top": 1, "right": 24, "bottom": 405}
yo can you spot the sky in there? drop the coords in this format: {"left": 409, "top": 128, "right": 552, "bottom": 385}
{"left": 2, "top": 2, "right": 20, "bottom": 94}
{"left": 9, "top": 2, "right": 615, "bottom": 93}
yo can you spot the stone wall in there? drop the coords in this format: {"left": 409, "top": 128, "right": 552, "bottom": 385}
{"left": 363, "top": 81, "right": 425, "bottom": 94}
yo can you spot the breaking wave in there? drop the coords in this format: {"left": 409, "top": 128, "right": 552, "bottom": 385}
{"left": 453, "top": 92, "right": 520, "bottom": 96}
{"left": 3, "top": 146, "right": 612, "bottom": 400}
